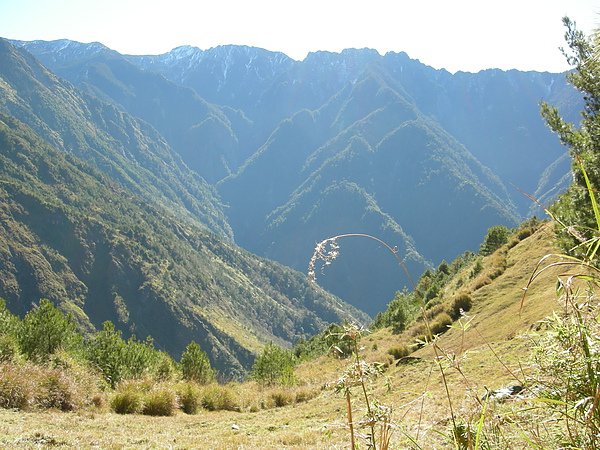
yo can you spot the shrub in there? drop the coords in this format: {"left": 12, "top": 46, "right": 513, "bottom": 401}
{"left": 425, "top": 297, "right": 442, "bottom": 310}
{"left": 516, "top": 227, "right": 534, "bottom": 241}
{"left": 180, "top": 341, "right": 214, "bottom": 385}
{"left": 269, "top": 389, "right": 294, "bottom": 408}
{"left": 91, "top": 393, "right": 105, "bottom": 410}
{"left": 408, "top": 322, "right": 429, "bottom": 338}
{"left": 473, "top": 275, "right": 492, "bottom": 290}
{"left": 448, "top": 293, "right": 473, "bottom": 320}
{"left": 19, "top": 299, "right": 81, "bottom": 361}
{"left": 122, "top": 336, "right": 161, "bottom": 379}
{"left": 251, "top": 343, "right": 296, "bottom": 386}
{"left": 480, "top": 225, "right": 511, "bottom": 256}
{"left": 47, "top": 350, "right": 103, "bottom": 409}
{"left": 294, "top": 387, "right": 319, "bottom": 404}
{"left": 507, "top": 237, "right": 520, "bottom": 249}
{"left": 470, "top": 259, "right": 483, "bottom": 279}
{"left": 430, "top": 312, "right": 453, "bottom": 335}
{"left": 201, "top": 384, "right": 237, "bottom": 411}
{"left": 387, "top": 344, "right": 411, "bottom": 360}
{"left": 0, "top": 359, "right": 99, "bottom": 412}
{"left": 0, "top": 299, "right": 20, "bottom": 338}
{"left": 155, "top": 351, "right": 177, "bottom": 381}
{"left": 110, "top": 389, "right": 143, "bottom": 414}
{"left": 0, "top": 334, "right": 19, "bottom": 363}
{"left": 176, "top": 382, "right": 201, "bottom": 414}
{"left": 85, "top": 321, "right": 127, "bottom": 388}
{"left": 142, "top": 388, "right": 177, "bottom": 416}
{"left": 0, "top": 363, "right": 31, "bottom": 410}
{"left": 35, "top": 370, "right": 79, "bottom": 411}
{"left": 425, "top": 303, "right": 446, "bottom": 320}
{"left": 488, "top": 266, "right": 505, "bottom": 280}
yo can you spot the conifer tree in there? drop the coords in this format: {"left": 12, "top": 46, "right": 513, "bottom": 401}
{"left": 541, "top": 18, "right": 600, "bottom": 256}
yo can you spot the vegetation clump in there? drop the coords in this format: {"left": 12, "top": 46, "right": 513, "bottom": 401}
{"left": 0, "top": 296, "right": 217, "bottom": 414}
{"left": 447, "top": 293, "right": 473, "bottom": 320}
{"left": 479, "top": 225, "right": 511, "bottom": 256}
{"left": 387, "top": 344, "right": 411, "bottom": 360}
{"left": 200, "top": 384, "right": 238, "bottom": 411}
{"left": 251, "top": 342, "right": 297, "bottom": 386}
{"left": 180, "top": 341, "right": 214, "bottom": 385}
{"left": 175, "top": 382, "right": 201, "bottom": 414}
{"left": 142, "top": 388, "right": 177, "bottom": 416}
{"left": 18, "top": 299, "right": 81, "bottom": 362}
{"left": 110, "top": 389, "right": 144, "bottom": 415}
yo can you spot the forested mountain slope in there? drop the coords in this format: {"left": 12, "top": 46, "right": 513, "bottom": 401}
{"left": 7, "top": 38, "right": 579, "bottom": 314}
{"left": 0, "top": 40, "right": 368, "bottom": 376}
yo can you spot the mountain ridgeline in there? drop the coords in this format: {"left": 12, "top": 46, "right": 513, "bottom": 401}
{"left": 0, "top": 38, "right": 580, "bottom": 371}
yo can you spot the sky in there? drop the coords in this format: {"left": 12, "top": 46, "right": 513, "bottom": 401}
{"left": 0, "top": 0, "right": 597, "bottom": 73}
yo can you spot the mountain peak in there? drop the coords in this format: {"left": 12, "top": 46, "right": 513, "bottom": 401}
{"left": 12, "top": 38, "right": 112, "bottom": 56}
{"left": 161, "top": 44, "right": 204, "bottom": 62}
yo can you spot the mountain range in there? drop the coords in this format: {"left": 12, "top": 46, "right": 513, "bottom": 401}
{"left": 0, "top": 37, "right": 580, "bottom": 372}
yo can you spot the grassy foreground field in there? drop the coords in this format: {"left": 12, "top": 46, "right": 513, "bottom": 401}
{"left": 0, "top": 224, "right": 563, "bottom": 448}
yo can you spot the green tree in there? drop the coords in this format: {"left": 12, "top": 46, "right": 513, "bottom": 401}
{"left": 251, "top": 342, "right": 297, "bottom": 386}
{"left": 0, "top": 299, "right": 20, "bottom": 362}
{"left": 86, "top": 322, "right": 177, "bottom": 386}
{"left": 123, "top": 335, "right": 162, "bottom": 379}
{"left": 180, "top": 341, "right": 214, "bottom": 384}
{"left": 373, "top": 290, "right": 415, "bottom": 333}
{"left": 541, "top": 17, "right": 600, "bottom": 258}
{"left": 0, "top": 298, "right": 19, "bottom": 338}
{"left": 479, "top": 225, "right": 510, "bottom": 256}
{"left": 86, "top": 321, "right": 127, "bottom": 387}
{"left": 18, "top": 299, "right": 80, "bottom": 361}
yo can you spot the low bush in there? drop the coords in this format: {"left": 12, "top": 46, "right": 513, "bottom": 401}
{"left": 470, "top": 259, "right": 483, "bottom": 279}
{"left": 430, "top": 312, "right": 453, "bottom": 335}
{"left": 425, "top": 298, "right": 442, "bottom": 310}
{"left": 110, "top": 389, "right": 143, "bottom": 414}
{"left": 269, "top": 389, "right": 294, "bottom": 407}
{"left": 91, "top": 393, "right": 106, "bottom": 410}
{"left": 387, "top": 344, "right": 411, "bottom": 360}
{"left": 448, "top": 293, "right": 473, "bottom": 320}
{"left": 294, "top": 387, "right": 319, "bottom": 404}
{"left": 473, "top": 275, "right": 492, "bottom": 290}
{"left": 35, "top": 370, "right": 78, "bottom": 411}
{"left": 408, "top": 322, "right": 429, "bottom": 338}
{"left": 0, "top": 363, "right": 31, "bottom": 409}
{"left": 201, "top": 384, "right": 237, "bottom": 411}
{"left": 425, "top": 304, "right": 446, "bottom": 320}
{"left": 176, "top": 382, "right": 201, "bottom": 414}
{"left": 0, "top": 361, "right": 98, "bottom": 412}
{"left": 142, "top": 388, "right": 177, "bottom": 416}
{"left": 507, "top": 237, "right": 521, "bottom": 249}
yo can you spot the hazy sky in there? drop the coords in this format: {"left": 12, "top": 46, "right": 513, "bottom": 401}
{"left": 0, "top": 0, "right": 597, "bottom": 73}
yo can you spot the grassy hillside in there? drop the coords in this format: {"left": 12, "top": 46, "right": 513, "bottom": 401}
{"left": 0, "top": 222, "right": 566, "bottom": 448}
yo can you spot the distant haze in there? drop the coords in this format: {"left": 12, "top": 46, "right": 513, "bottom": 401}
{"left": 0, "top": 0, "right": 597, "bottom": 73}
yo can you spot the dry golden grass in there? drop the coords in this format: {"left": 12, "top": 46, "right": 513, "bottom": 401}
{"left": 0, "top": 223, "right": 565, "bottom": 448}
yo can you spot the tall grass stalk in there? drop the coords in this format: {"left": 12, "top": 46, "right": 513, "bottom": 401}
{"left": 519, "top": 162, "right": 600, "bottom": 447}
{"left": 307, "top": 233, "right": 413, "bottom": 287}
{"left": 309, "top": 234, "right": 462, "bottom": 447}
